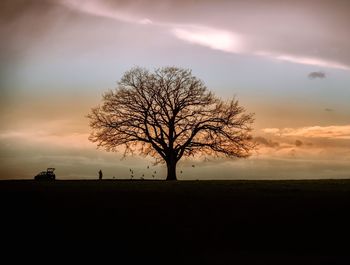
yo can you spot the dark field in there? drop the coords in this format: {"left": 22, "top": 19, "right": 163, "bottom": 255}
{"left": 1, "top": 179, "right": 350, "bottom": 264}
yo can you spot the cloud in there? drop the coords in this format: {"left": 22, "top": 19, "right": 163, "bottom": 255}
{"left": 172, "top": 26, "right": 242, "bottom": 53}
{"left": 324, "top": 108, "right": 334, "bottom": 112}
{"left": 262, "top": 125, "right": 350, "bottom": 140}
{"left": 257, "top": 52, "right": 349, "bottom": 70}
{"left": 275, "top": 56, "right": 347, "bottom": 71}
{"left": 261, "top": 128, "right": 280, "bottom": 135}
{"left": 57, "top": 0, "right": 350, "bottom": 70}
{"left": 308, "top": 71, "right": 326, "bottom": 79}
{"left": 254, "top": 136, "right": 279, "bottom": 148}
{"left": 61, "top": 0, "right": 243, "bottom": 53}
{"left": 0, "top": 118, "right": 92, "bottom": 149}
{"left": 0, "top": 129, "right": 91, "bottom": 149}
{"left": 139, "top": 18, "right": 153, "bottom": 25}
{"left": 295, "top": 140, "right": 303, "bottom": 147}
{"left": 60, "top": 0, "right": 137, "bottom": 23}
{"left": 257, "top": 51, "right": 349, "bottom": 70}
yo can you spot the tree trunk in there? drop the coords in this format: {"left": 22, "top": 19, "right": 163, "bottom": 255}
{"left": 166, "top": 159, "right": 177, "bottom": 181}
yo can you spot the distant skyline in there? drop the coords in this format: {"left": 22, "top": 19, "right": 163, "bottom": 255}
{"left": 1, "top": 0, "right": 349, "bottom": 179}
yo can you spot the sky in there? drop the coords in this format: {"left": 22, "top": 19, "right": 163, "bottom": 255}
{"left": 0, "top": 0, "right": 349, "bottom": 180}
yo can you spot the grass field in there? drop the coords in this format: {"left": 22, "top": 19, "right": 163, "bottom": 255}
{"left": 1, "top": 179, "right": 350, "bottom": 264}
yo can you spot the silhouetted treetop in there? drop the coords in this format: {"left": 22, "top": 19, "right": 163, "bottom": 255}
{"left": 88, "top": 66, "right": 255, "bottom": 180}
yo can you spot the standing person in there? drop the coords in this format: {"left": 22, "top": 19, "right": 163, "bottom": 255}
{"left": 98, "top": 169, "right": 103, "bottom": 180}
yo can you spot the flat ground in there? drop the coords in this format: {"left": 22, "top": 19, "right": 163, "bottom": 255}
{"left": 1, "top": 179, "right": 350, "bottom": 264}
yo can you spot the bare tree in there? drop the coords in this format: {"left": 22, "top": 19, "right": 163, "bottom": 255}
{"left": 88, "top": 67, "right": 255, "bottom": 180}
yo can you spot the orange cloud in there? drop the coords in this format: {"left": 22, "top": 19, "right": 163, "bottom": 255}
{"left": 0, "top": 129, "right": 91, "bottom": 149}
{"left": 262, "top": 125, "right": 350, "bottom": 140}
{"left": 0, "top": 119, "right": 92, "bottom": 149}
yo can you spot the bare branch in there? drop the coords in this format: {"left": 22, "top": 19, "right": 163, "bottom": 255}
{"left": 88, "top": 66, "right": 255, "bottom": 180}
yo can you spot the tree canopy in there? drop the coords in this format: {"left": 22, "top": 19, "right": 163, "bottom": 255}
{"left": 88, "top": 67, "right": 255, "bottom": 180}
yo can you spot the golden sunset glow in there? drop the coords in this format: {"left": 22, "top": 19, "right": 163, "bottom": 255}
{"left": 263, "top": 125, "right": 350, "bottom": 140}
{"left": 1, "top": 0, "right": 349, "bottom": 179}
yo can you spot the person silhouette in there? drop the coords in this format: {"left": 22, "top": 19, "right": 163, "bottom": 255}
{"left": 98, "top": 169, "right": 103, "bottom": 180}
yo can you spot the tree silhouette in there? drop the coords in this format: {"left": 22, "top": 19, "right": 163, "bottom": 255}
{"left": 88, "top": 67, "right": 254, "bottom": 180}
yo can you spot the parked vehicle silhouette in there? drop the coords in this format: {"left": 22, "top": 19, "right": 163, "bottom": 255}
{"left": 34, "top": 168, "right": 56, "bottom": 180}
